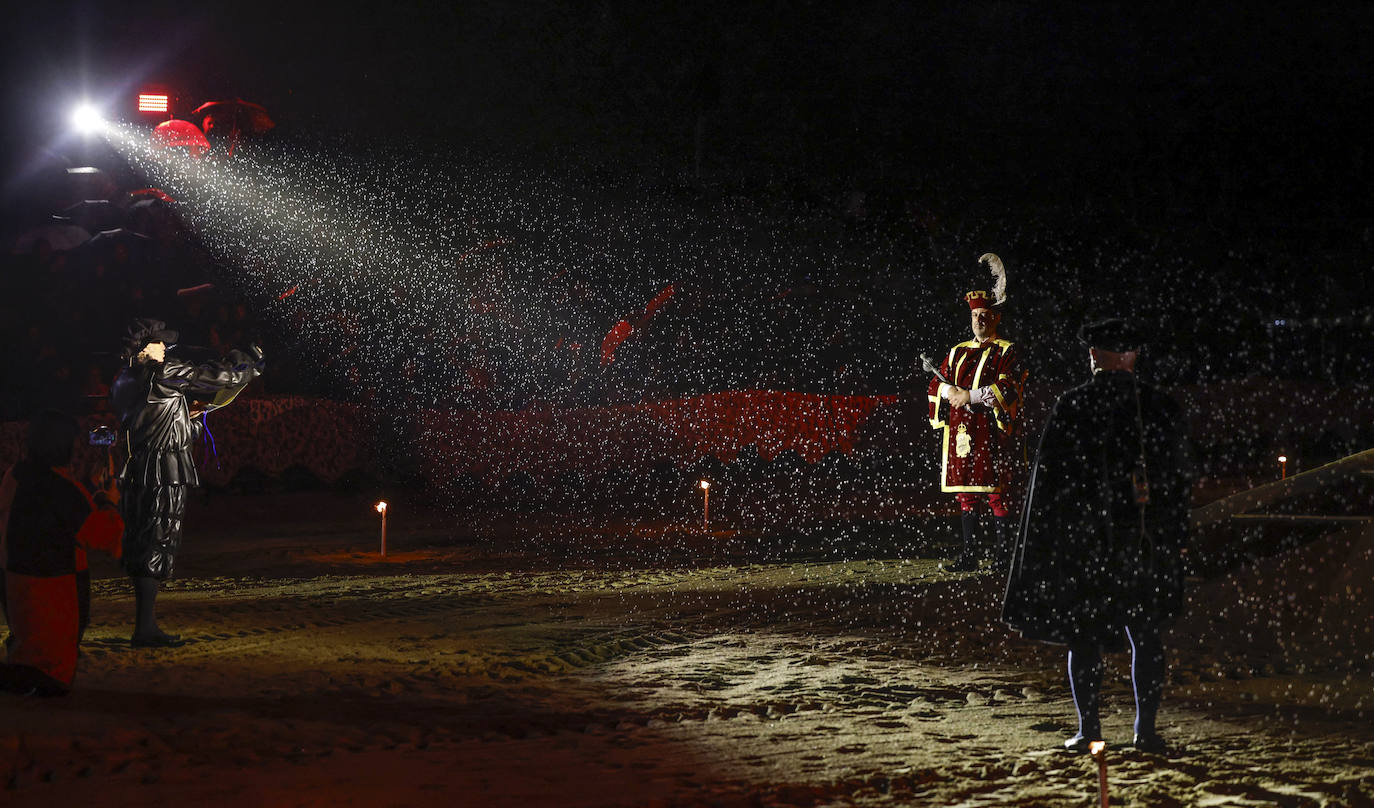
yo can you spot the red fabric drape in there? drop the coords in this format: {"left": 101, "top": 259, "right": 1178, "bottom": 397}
{"left": 600, "top": 320, "right": 635, "bottom": 366}
{"left": 417, "top": 391, "right": 899, "bottom": 483}
{"left": 3, "top": 392, "right": 900, "bottom": 487}
{"left": 643, "top": 284, "right": 675, "bottom": 316}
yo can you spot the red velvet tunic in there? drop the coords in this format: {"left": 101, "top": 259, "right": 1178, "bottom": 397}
{"left": 926, "top": 339, "right": 1027, "bottom": 492}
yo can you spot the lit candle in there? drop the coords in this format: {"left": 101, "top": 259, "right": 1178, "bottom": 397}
{"left": 1089, "top": 740, "right": 1108, "bottom": 808}
{"left": 375, "top": 501, "right": 388, "bottom": 557}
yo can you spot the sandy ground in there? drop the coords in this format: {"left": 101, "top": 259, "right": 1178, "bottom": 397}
{"left": 3, "top": 492, "right": 1371, "bottom": 807}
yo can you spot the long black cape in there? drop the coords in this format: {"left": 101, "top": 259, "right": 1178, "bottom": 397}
{"left": 1002, "top": 371, "right": 1193, "bottom": 648}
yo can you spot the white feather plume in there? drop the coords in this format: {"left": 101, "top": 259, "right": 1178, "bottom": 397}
{"left": 979, "top": 253, "right": 1007, "bottom": 306}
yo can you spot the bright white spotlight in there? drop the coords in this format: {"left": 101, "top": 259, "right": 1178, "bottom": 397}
{"left": 71, "top": 104, "right": 104, "bottom": 134}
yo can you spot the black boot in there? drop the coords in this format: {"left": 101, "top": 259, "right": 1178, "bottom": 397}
{"left": 131, "top": 576, "right": 184, "bottom": 648}
{"left": 946, "top": 512, "right": 981, "bottom": 571}
{"left": 989, "top": 515, "right": 1016, "bottom": 570}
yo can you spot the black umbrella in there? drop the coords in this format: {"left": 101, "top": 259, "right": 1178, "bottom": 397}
{"left": 53, "top": 199, "right": 123, "bottom": 232}
{"left": 62, "top": 166, "right": 117, "bottom": 206}
{"left": 125, "top": 198, "right": 181, "bottom": 238}
{"left": 192, "top": 98, "right": 276, "bottom": 134}
{"left": 192, "top": 98, "right": 275, "bottom": 155}
{"left": 11, "top": 222, "right": 91, "bottom": 253}
{"left": 75, "top": 228, "right": 152, "bottom": 262}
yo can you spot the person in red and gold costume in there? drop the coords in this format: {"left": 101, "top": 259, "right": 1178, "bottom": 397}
{"left": 926, "top": 254, "right": 1027, "bottom": 572}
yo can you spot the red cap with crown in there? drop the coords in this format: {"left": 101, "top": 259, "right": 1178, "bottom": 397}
{"left": 964, "top": 290, "right": 994, "bottom": 310}
{"left": 962, "top": 254, "right": 1006, "bottom": 310}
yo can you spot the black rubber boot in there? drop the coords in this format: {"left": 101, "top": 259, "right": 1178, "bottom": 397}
{"left": 990, "top": 515, "right": 1016, "bottom": 570}
{"left": 131, "top": 576, "right": 184, "bottom": 648}
{"left": 1127, "top": 624, "right": 1168, "bottom": 752}
{"left": 946, "top": 512, "right": 981, "bottom": 571}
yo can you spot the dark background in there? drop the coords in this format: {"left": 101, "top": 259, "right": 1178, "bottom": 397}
{"left": 2, "top": 2, "right": 1371, "bottom": 403}
{"left": 6, "top": 2, "right": 1371, "bottom": 222}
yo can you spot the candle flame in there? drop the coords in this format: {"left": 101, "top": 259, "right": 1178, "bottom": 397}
{"left": 699, "top": 480, "right": 710, "bottom": 489}
{"left": 375, "top": 501, "right": 388, "bottom": 514}
{"left": 1277, "top": 455, "right": 1287, "bottom": 463}
{"left": 1089, "top": 740, "right": 1106, "bottom": 756}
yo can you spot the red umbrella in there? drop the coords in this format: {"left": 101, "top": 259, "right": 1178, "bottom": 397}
{"left": 177, "top": 283, "right": 215, "bottom": 298}
{"left": 151, "top": 119, "right": 211, "bottom": 157}
{"left": 638, "top": 283, "right": 675, "bottom": 323}
{"left": 127, "top": 187, "right": 177, "bottom": 203}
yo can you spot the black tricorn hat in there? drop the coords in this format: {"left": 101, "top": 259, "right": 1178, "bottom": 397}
{"left": 122, "top": 318, "right": 178, "bottom": 358}
{"left": 1078, "top": 317, "right": 1144, "bottom": 352}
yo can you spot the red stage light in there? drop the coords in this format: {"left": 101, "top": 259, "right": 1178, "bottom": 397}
{"left": 138, "top": 93, "right": 169, "bottom": 113}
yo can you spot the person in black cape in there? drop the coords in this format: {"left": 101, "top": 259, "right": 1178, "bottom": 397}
{"left": 111, "top": 318, "right": 262, "bottom": 647}
{"left": 1001, "top": 318, "right": 1194, "bottom": 754}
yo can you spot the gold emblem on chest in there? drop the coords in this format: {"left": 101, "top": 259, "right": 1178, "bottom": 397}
{"left": 955, "top": 423, "right": 973, "bottom": 457}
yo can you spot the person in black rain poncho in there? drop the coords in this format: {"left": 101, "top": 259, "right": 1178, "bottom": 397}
{"left": 1001, "top": 318, "right": 1194, "bottom": 754}
{"left": 112, "top": 319, "right": 262, "bottom": 647}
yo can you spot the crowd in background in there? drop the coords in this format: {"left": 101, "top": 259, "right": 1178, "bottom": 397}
{"left": 1, "top": 135, "right": 1371, "bottom": 439}
{"left": 0, "top": 154, "right": 921, "bottom": 418}
{"left": 4, "top": 2, "right": 1373, "bottom": 442}
{"left": 0, "top": 191, "right": 266, "bottom": 421}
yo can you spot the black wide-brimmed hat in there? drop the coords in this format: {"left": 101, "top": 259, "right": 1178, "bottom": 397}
{"left": 122, "top": 317, "right": 178, "bottom": 358}
{"left": 1078, "top": 317, "right": 1144, "bottom": 352}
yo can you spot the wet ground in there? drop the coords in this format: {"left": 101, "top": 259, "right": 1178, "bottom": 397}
{"left": 3, "top": 492, "right": 1371, "bottom": 806}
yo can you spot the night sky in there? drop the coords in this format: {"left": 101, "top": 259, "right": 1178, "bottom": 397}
{"left": 5, "top": 2, "right": 1371, "bottom": 218}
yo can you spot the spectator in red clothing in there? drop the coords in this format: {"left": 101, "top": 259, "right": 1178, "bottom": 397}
{"left": 0, "top": 410, "right": 123, "bottom": 696}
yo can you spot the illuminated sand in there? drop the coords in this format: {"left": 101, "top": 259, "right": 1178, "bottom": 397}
{"left": 2, "top": 493, "right": 1370, "bottom": 806}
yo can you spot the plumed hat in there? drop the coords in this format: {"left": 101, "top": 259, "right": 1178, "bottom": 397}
{"left": 963, "top": 253, "right": 1007, "bottom": 310}
{"left": 121, "top": 317, "right": 178, "bottom": 359}
{"left": 1078, "top": 317, "right": 1145, "bottom": 352}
